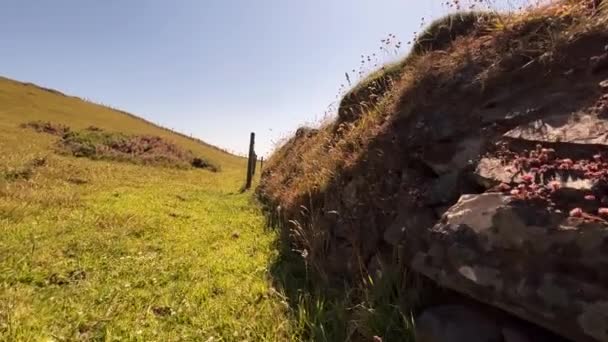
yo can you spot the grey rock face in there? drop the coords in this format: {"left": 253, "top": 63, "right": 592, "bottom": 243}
{"left": 411, "top": 193, "right": 608, "bottom": 342}
{"left": 416, "top": 305, "right": 502, "bottom": 342}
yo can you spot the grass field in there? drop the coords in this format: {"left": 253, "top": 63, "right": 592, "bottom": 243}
{"left": 0, "top": 77, "right": 295, "bottom": 341}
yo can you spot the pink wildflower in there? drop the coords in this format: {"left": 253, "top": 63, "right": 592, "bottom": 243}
{"left": 570, "top": 208, "right": 583, "bottom": 218}
{"left": 561, "top": 158, "right": 574, "bottom": 165}
{"left": 548, "top": 181, "right": 561, "bottom": 191}
{"left": 497, "top": 183, "right": 511, "bottom": 191}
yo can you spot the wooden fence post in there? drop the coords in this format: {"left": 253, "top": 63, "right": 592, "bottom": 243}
{"left": 260, "top": 157, "right": 264, "bottom": 172}
{"left": 245, "top": 132, "right": 255, "bottom": 190}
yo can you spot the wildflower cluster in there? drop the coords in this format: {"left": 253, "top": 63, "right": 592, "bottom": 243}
{"left": 494, "top": 143, "right": 608, "bottom": 220}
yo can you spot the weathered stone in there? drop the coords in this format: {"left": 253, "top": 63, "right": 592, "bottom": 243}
{"left": 504, "top": 114, "right": 608, "bottom": 146}
{"left": 343, "top": 179, "right": 360, "bottom": 207}
{"left": 411, "top": 193, "right": 608, "bottom": 342}
{"left": 475, "top": 157, "right": 520, "bottom": 186}
{"left": 415, "top": 305, "right": 503, "bottom": 342}
{"left": 423, "top": 137, "right": 481, "bottom": 175}
{"left": 258, "top": 24, "right": 608, "bottom": 342}
{"left": 427, "top": 171, "right": 461, "bottom": 205}
{"left": 384, "top": 208, "right": 435, "bottom": 247}
{"left": 501, "top": 326, "right": 531, "bottom": 342}
{"left": 591, "top": 53, "right": 608, "bottom": 74}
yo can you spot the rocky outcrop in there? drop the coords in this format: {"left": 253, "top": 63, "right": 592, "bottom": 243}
{"left": 416, "top": 305, "right": 505, "bottom": 342}
{"left": 259, "top": 11, "right": 608, "bottom": 341}
{"left": 412, "top": 193, "right": 608, "bottom": 342}
{"left": 415, "top": 303, "right": 569, "bottom": 342}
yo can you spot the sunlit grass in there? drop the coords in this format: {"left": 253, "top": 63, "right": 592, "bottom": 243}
{"left": 0, "top": 77, "right": 296, "bottom": 341}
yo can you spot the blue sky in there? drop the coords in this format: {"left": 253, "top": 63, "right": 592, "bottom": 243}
{"left": 0, "top": 0, "right": 524, "bottom": 155}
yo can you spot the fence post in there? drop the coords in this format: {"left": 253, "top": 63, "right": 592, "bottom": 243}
{"left": 260, "top": 157, "right": 264, "bottom": 172}
{"left": 245, "top": 132, "right": 255, "bottom": 190}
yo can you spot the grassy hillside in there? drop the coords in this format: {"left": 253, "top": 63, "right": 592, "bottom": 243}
{"left": 0, "top": 76, "right": 243, "bottom": 170}
{"left": 0, "top": 77, "right": 295, "bottom": 340}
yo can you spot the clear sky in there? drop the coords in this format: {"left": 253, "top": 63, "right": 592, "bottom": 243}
{"left": 0, "top": 0, "right": 526, "bottom": 156}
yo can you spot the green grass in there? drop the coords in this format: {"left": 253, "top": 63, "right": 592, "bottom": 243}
{"left": 0, "top": 77, "right": 296, "bottom": 341}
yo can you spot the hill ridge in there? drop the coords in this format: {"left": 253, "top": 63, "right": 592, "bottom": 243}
{"left": 0, "top": 76, "right": 238, "bottom": 159}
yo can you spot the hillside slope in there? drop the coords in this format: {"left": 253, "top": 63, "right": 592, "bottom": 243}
{"left": 0, "top": 78, "right": 294, "bottom": 340}
{"left": 259, "top": 1, "right": 608, "bottom": 341}
{"left": 0, "top": 76, "right": 243, "bottom": 170}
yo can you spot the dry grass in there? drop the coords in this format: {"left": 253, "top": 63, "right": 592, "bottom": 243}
{"left": 262, "top": 0, "right": 605, "bottom": 211}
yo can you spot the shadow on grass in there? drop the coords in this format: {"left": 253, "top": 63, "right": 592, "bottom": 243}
{"left": 267, "top": 222, "right": 426, "bottom": 342}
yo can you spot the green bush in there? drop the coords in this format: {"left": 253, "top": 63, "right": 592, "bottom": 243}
{"left": 58, "top": 129, "right": 219, "bottom": 171}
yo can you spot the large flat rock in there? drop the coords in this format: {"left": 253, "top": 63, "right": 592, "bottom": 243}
{"left": 504, "top": 114, "right": 608, "bottom": 146}
{"left": 411, "top": 193, "right": 608, "bottom": 342}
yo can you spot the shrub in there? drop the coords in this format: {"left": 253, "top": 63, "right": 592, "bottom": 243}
{"left": 85, "top": 125, "right": 103, "bottom": 132}
{"left": 2, "top": 157, "right": 47, "bottom": 181}
{"left": 58, "top": 129, "right": 219, "bottom": 171}
{"left": 191, "top": 157, "right": 220, "bottom": 172}
{"left": 20, "top": 121, "right": 70, "bottom": 136}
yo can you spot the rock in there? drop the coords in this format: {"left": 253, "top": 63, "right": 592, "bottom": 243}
{"left": 504, "top": 114, "right": 608, "bottom": 146}
{"left": 600, "top": 79, "right": 608, "bottom": 90}
{"left": 423, "top": 137, "right": 481, "bottom": 175}
{"left": 501, "top": 326, "right": 531, "bottom": 342}
{"left": 343, "top": 179, "right": 360, "bottom": 207}
{"left": 427, "top": 171, "right": 461, "bottom": 205}
{"left": 433, "top": 205, "right": 451, "bottom": 219}
{"left": 411, "top": 193, "right": 608, "bottom": 342}
{"left": 591, "top": 53, "right": 608, "bottom": 74}
{"left": 475, "top": 156, "right": 520, "bottom": 187}
{"left": 415, "top": 305, "right": 502, "bottom": 342}
{"left": 384, "top": 208, "right": 435, "bottom": 247}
